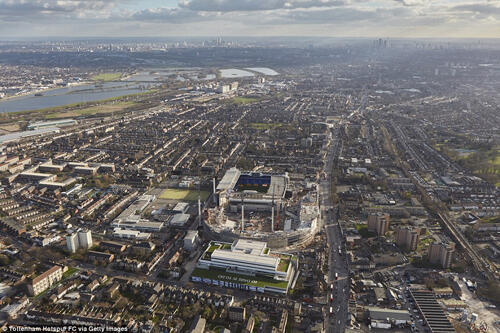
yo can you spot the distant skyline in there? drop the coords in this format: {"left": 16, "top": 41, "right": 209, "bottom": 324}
{"left": 0, "top": 0, "right": 499, "bottom": 38}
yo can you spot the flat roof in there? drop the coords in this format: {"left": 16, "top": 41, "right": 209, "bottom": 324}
{"left": 217, "top": 167, "right": 240, "bottom": 191}
{"left": 173, "top": 202, "right": 189, "bottom": 211}
{"left": 113, "top": 228, "right": 150, "bottom": 237}
{"left": 170, "top": 213, "right": 190, "bottom": 225}
{"left": 0, "top": 127, "right": 60, "bottom": 144}
{"left": 211, "top": 249, "right": 278, "bottom": 269}
{"left": 232, "top": 239, "right": 266, "bottom": 255}
{"left": 268, "top": 175, "right": 287, "bottom": 197}
{"left": 368, "top": 307, "right": 410, "bottom": 322}
{"left": 28, "top": 119, "right": 77, "bottom": 127}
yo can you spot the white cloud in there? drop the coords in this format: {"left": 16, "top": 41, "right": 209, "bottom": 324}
{"left": 0, "top": 0, "right": 499, "bottom": 37}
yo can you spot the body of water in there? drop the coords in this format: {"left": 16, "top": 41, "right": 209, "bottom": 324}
{"left": 0, "top": 81, "right": 146, "bottom": 114}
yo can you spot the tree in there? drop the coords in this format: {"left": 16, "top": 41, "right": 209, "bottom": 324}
{"left": 0, "top": 254, "right": 10, "bottom": 266}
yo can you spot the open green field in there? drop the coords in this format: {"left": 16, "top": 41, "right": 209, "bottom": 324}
{"left": 481, "top": 215, "right": 500, "bottom": 224}
{"left": 192, "top": 267, "right": 288, "bottom": 289}
{"left": 45, "top": 102, "right": 137, "bottom": 119}
{"left": 0, "top": 90, "right": 157, "bottom": 125}
{"left": 62, "top": 266, "right": 78, "bottom": 279}
{"left": 231, "top": 96, "right": 260, "bottom": 105}
{"left": 91, "top": 73, "right": 123, "bottom": 81}
{"left": 159, "top": 188, "right": 210, "bottom": 201}
{"left": 436, "top": 141, "right": 500, "bottom": 187}
{"left": 494, "top": 150, "right": 500, "bottom": 166}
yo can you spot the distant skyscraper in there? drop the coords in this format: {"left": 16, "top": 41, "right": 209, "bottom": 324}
{"left": 367, "top": 213, "right": 390, "bottom": 236}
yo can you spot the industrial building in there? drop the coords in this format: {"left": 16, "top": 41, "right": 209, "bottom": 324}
{"left": 27, "top": 119, "right": 77, "bottom": 130}
{"left": 111, "top": 194, "right": 164, "bottom": 232}
{"left": 367, "top": 307, "right": 410, "bottom": 329}
{"left": 183, "top": 230, "right": 199, "bottom": 250}
{"left": 409, "top": 288, "right": 455, "bottom": 332}
{"left": 112, "top": 228, "right": 151, "bottom": 240}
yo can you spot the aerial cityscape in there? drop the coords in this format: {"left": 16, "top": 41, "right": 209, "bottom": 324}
{"left": 0, "top": 1, "right": 499, "bottom": 333}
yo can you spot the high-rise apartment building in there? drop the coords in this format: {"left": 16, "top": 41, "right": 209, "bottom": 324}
{"left": 367, "top": 213, "right": 390, "bottom": 236}
{"left": 66, "top": 230, "right": 93, "bottom": 253}
{"left": 428, "top": 242, "right": 455, "bottom": 268}
{"left": 395, "top": 227, "right": 420, "bottom": 251}
{"left": 66, "top": 233, "right": 79, "bottom": 253}
{"left": 78, "top": 230, "right": 93, "bottom": 249}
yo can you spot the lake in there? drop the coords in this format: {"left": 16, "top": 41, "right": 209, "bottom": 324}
{"left": 0, "top": 81, "right": 147, "bottom": 114}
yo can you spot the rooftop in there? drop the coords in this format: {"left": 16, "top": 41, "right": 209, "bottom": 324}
{"left": 232, "top": 239, "right": 266, "bottom": 255}
{"left": 211, "top": 249, "right": 278, "bottom": 269}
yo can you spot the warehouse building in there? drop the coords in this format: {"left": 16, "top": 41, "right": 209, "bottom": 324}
{"left": 409, "top": 288, "right": 455, "bottom": 333}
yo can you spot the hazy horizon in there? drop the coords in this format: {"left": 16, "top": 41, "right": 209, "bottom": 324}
{"left": 0, "top": 0, "right": 499, "bottom": 38}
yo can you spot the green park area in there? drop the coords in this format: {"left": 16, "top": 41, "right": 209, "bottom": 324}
{"left": 46, "top": 101, "right": 137, "bottom": 119}
{"left": 355, "top": 223, "right": 376, "bottom": 238}
{"left": 435, "top": 141, "right": 500, "bottom": 187}
{"left": 159, "top": 188, "right": 210, "bottom": 201}
{"left": 91, "top": 73, "right": 123, "bottom": 81}
{"left": 231, "top": 96, "right": 260, "bottom": 105}
{"left": 481, "top": 215, "right": 500, "bottom": 224}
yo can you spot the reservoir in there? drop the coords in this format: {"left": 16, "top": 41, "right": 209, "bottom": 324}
{"left": 0, "top": 81, "right": 147, "bottom": 114}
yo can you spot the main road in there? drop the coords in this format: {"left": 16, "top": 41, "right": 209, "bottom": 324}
{"left": 319, "top": 124, "right": 350, "bottom": 333}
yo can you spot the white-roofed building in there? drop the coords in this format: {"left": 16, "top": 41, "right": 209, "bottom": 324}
{"left": 169, "top": 213, "right": 191, "bottom": 227}
{"left": 194, "top": 239, "right": 295, "bottom": 294}
{"left": 184, "top": 230, "right": 199, "bottom": 250}
{"left": 231, "top": 238, "right": 266, "bottom": 255}
{"left": 112, "top": 228, "right": 151, "bottom": 240}
{"left": 216, "top": 167, "right": 241, "bottom": 192}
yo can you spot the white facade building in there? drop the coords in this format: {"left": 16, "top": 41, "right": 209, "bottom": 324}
{"left": 66, "top": 234, "right": 79, "bottom": 253}
{"left": 78, "top": 230, "right": 93, "bottom": 249}
{"left": 66, "top": 230, "right": 92, "bottom": 253}
{"left": 183, "top": 230, "right": 199, "bottom": 250}
{"left": 197, "top": 239, "right": 293, "bottom": 281}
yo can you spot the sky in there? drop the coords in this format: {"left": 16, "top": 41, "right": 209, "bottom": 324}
{"left": 0, "top": 0, "right": 499, "bottom": 38}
